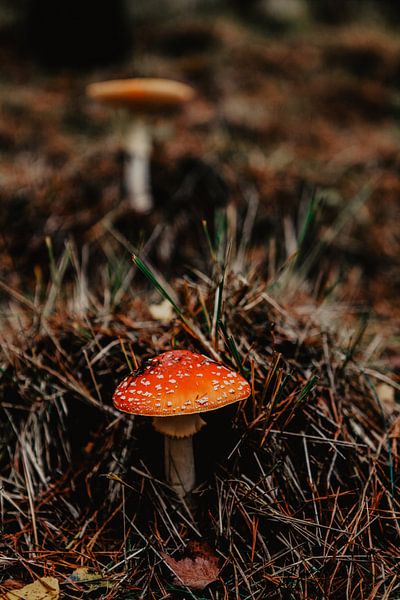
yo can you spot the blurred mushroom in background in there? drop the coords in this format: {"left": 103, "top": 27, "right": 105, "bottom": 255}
{"left": 87, "top": 78, "right": 195, "bottom": 213}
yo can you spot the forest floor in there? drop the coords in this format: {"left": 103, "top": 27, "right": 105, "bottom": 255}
{"left": 0, "top": 7, "right": 399, "bottom": 599}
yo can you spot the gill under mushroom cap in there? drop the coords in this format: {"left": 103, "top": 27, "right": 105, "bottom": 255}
{"left": 86, "top": 78, "right": 195, "bottom": 110}
{"left": 113, "top": 349, "right": 250, "bottom": 417}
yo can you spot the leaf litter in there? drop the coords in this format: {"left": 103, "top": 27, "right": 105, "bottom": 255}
{"left": 162, "top": 541, "right": 220, "bottom": 590}
{"left": 1, "top": 578, "right": 59, "bottom": 600}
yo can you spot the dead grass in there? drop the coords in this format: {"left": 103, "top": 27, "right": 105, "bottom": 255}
{"left": 1, "top": 203, "right": 399, "bottom": 598}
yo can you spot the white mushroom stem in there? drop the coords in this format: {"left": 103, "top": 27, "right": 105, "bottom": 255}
{"left": 153, "top": 413, "right": 206, "bottom": 498}
{"left": 164, "top": 437, "right": 195, "bottom": 499}
{"left": 124, "top": 119, "right": 153, "bottom": 213}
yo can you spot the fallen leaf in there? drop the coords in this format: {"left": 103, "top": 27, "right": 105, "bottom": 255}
{"left": 376, "top": 383, "right": 396, "bottom": 413}
{"left": 2, "top": 577, "right": 59, "bottom": 600}
{"left": 67, "top": 567, "right": 102, "bottom": 583}
{"left": 65, "top": 567, "right": 111, "bottom": 592}
{"left": 0, "top": 582, "right": 24, "bottom": 592}
{"left": 162, "top": 541, "right": 220, "bottom": 590}
{"left": 148, "top": 299, "right": 174, "bottom": 322}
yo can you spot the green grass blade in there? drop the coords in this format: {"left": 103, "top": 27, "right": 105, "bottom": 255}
{"left": 132, "top": 255, "right": 183, "bottom": 316}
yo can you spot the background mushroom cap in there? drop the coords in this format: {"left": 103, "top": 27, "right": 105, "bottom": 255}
{"left": 113, "top": 349, "right": 250, "bottom": 417}
{"left": 86, "top": 77, "right": 195, "bottom": 110}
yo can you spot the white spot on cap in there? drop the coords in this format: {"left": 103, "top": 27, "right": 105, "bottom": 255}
{"left": 196, "top": 397, "right": 208, "bottom": 405}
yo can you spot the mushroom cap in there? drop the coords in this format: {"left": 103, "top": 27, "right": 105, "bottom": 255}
{"left": 86, "top": 78, "right": 195, "bottom": 110}
{"left": 113, "top": 349, "right": 250, "bottom": 417}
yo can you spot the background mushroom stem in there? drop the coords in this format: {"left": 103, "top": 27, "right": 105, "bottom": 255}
{"left": 164, "top": 436, "right": 195, "bottom": 498}
{"left": 124, "top": 119, "right": 153, "bottom": 213}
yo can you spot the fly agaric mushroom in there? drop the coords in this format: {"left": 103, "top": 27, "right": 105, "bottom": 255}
{"left": 113, "top": 350, "right": 250, "bottom": 498}
{"left": 86, "top": 78, "right": 195, "bottom": 213}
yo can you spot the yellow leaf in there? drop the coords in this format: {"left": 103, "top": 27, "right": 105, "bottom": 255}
{"left": 376, "top": 383, "right": 395, "bottom": 412}
{"left": 148, "top": 299, "right": 174, "bottom": 322}
{"left": 67, "top": 567, "right": 102, "bottom": 583}
{"left": 2, "top": 577, "right": 59, "bottom": 600}
{"left": 66, "top": 568, "right": 111, "bottom": 592}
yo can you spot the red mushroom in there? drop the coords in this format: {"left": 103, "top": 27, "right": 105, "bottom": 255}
{"left": 113, "top": 350, "right": 250, "bottom": 498}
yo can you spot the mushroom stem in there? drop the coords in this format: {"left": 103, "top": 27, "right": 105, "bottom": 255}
{"left": 164, "top": 436, "right": 195, "bottom": 498}
{"left": 152, "top": 413, "right": 206, "bottom": 498}
{"left": 124, "top": 118, "right": 153, "bottom": 213}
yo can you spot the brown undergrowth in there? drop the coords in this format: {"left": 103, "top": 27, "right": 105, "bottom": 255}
{"left": 1, "top": 208, "right": 399, "bottom": 598}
